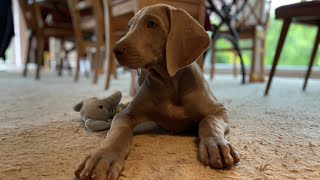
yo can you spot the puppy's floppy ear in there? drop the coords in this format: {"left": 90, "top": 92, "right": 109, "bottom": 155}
{"left": 165, "top": 7, "right": 211, "bottom": 77}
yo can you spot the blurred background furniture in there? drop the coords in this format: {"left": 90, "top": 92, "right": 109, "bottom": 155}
{"left": 264, "top": 1, "right": 320, "bottom": 95}
{"left": 0, "top": 0, "right": 14, "bottom": 62}
{"left": 18, "top": 0, "right": 206, "bottom": 96}
{"left": 19, "top": 0, "right": 74, "bottom": 79}
{"left": 209, "top": 0, "right": 271, "bottom": 83}
{"left": 103, "top": 0, "right": 206, "bottom": 96}
{"left": 206, "top": 0, "right": 248, "bottom": 84}
{"left": 67, "top": 0, "right": 105, "bottom": 84}
{"left": 103, "top": 0, "right": 134, "bottom": 91}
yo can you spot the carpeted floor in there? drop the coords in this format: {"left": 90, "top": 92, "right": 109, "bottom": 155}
{"left": 0, "top": 70, "right": 319, "bottom": 180}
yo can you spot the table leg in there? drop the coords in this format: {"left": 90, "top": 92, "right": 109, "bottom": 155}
{"left": 303, "top": 26, "right": 320, "bottom": 91}
{"left": 264, "top": 19, "right": 291, "bottom": 96}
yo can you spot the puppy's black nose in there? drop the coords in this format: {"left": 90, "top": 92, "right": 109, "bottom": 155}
{"left": 113, "top": 46, "right": 123, "bottom": 61}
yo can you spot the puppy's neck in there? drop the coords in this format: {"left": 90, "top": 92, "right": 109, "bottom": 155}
{"left": 149, "top": 63, "right": 171, "bottom": 80}
{"left": 145, "top": 63, "right": 185, "bottom": 92}
{"left": 150, "top": 62, "right": 187, "bottom": 81}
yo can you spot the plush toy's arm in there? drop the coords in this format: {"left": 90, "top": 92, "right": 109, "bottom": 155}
{"left": 110, "top": 102, "right": 129, "bottom": 118}
{"left": 85, "top": 119, "right": 112, "bottom": 132}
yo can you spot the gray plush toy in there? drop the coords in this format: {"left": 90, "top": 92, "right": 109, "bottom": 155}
{"left": 73, "top": 91, "right": 129, "bottom": 132}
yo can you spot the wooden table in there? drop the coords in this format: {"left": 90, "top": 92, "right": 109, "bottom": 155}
{"left": 264, "top": 1, "right": 320, "bottom": 95}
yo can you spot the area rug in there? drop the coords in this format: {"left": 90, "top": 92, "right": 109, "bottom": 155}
{"left": 0, "top": 71, "right": 319, "bottom": 179}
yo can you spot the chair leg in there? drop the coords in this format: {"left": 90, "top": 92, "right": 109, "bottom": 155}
{"left": 63, "top": 43, "right": 73, "bottom": 77}
{"left": 232, "top": 51, "right": 238, "bottom": 78}
{"left": 210, "top": 46, "right": 216, "bottom": 80}
{"left": 225, "top": 23, "right": 246, "bottom": 84}
{"left": 66, "top": 54, "right": 72, "bottom": 76}
{"left": 259, "top": 37, "right": 266, "bottom": 82}
{"left": 74, "top": 54, "right": 81, "bottom": 82}
{"left": 23, "top": 34, "right": 33, "bottom": 77}
{"left": 229, "top": 37, "right": 246, "bottom": 84}
{"left": 264, "top": 19, "right": 291, "bottom": 96}
{"left": 93, "top": 46, "right": 101, "bottom": 84}
{"left": 84, "top": 56, "right": 90, "bottom": 78}
{"left": 250, "top": 32, "right": 257, "bottom": 82}
{"left": 58, "top": 57, "right": 63, "bottom": 76}
{"left": 104, "top": 30, "right": 116, "bottom": 89}
{"left": 104, "top": 42, "right": 115, "bottom": 89}
{"left": 104, "top": 49, "right": 116, "bottom": 89}
{"left": 113, "top": 61, "right": 118, "bottom": 79}
{"left": 104, "top": 47, "right": 115, "bottom": 90}
{"left": 303, "top": 26, "right": 320, "bottom": 91}
{"left": 36, "top": 34, "right": 44, "bottom": 80}
{"left": 113, "top": 69, "right": 118, "bottom": 79}
{"left": 104, "top": 0, "right": 114, "bottom": 89}
{"left": 73, "top": 36, "right": 83, "bottom": 81}
{"left": 58, "top": 39, "right": 65, "bottom": 77}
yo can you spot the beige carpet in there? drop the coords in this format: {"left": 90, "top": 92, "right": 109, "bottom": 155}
{"left": 0, "top": 70, "right": 319, "bottom": 180}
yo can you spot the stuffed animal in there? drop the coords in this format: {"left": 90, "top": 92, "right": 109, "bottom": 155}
{"left": 73, "top": 91, "right": 129, "bottom": 131}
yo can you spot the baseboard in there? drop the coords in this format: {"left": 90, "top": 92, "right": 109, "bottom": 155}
{"left": 203, "top": 64, "right": 320, "bottom": 79}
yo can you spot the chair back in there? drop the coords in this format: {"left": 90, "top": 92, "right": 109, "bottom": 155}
{"left": 235, "top": 0, "right": 272, "bottom": 28}
{"left": 67, "top": 0, "right": 104, "bottom": 54}
{"left": 19, "top": 0, "right": 39, "bottom": 31}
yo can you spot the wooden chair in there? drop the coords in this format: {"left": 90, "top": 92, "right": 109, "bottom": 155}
{"left": 67, "top": 0, "right": 105, "bottom": 84}
{"left": 19, "top": 0, "right": 74, "bottom": 79}
{"left": 210, "top": 0, "right": 271, "bottom": 82}
{"left": 103, "top": 0, "right": 133, "bottom": 91}
{"left": 264, "top": 1, "right": 320, "bottom": 95}
{"left": 103, "top": 0, "right": 206, "bottom": 96}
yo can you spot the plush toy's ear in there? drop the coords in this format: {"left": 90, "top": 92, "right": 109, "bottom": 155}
{"left": 73, "top": 101, "right": 83, "bottom": 112}
{"left": 165, "top": 7, "right": 211, "bottom": 77}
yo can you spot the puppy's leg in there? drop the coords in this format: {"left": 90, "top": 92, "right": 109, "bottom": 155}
{"left": 198, "top": 108, "right": 240, "bottom": 168}
{"left": 75, "top": 112, "right": 140, "bottom": 180}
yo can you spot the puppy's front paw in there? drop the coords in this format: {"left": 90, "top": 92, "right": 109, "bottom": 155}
{"left": 74, "top": 149, "right": 124, "bottom": 180}
{"left": 199, "top": 137, "right": 240, "bottom": 168}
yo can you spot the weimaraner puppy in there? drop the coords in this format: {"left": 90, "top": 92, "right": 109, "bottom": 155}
{"left": 75, "top": 4, "right": 240, "bottom": 180}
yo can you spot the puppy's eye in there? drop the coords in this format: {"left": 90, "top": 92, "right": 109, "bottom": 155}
{"left": 147, "top": 20, "right": 157, "bottom": 29}
{"left": 98, "top": 105, "right": 103, "bottom": 109}
{"left": 128, "top": 25, "right": 131, "bottom": 29}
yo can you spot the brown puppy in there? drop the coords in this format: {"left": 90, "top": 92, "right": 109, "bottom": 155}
{"left": 75, "top": 4, "right": 240, "bottom": 180}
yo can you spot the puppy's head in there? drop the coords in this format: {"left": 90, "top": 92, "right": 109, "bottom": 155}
{"left": 113, "top": 4, "right": 210, "bottom": 77}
